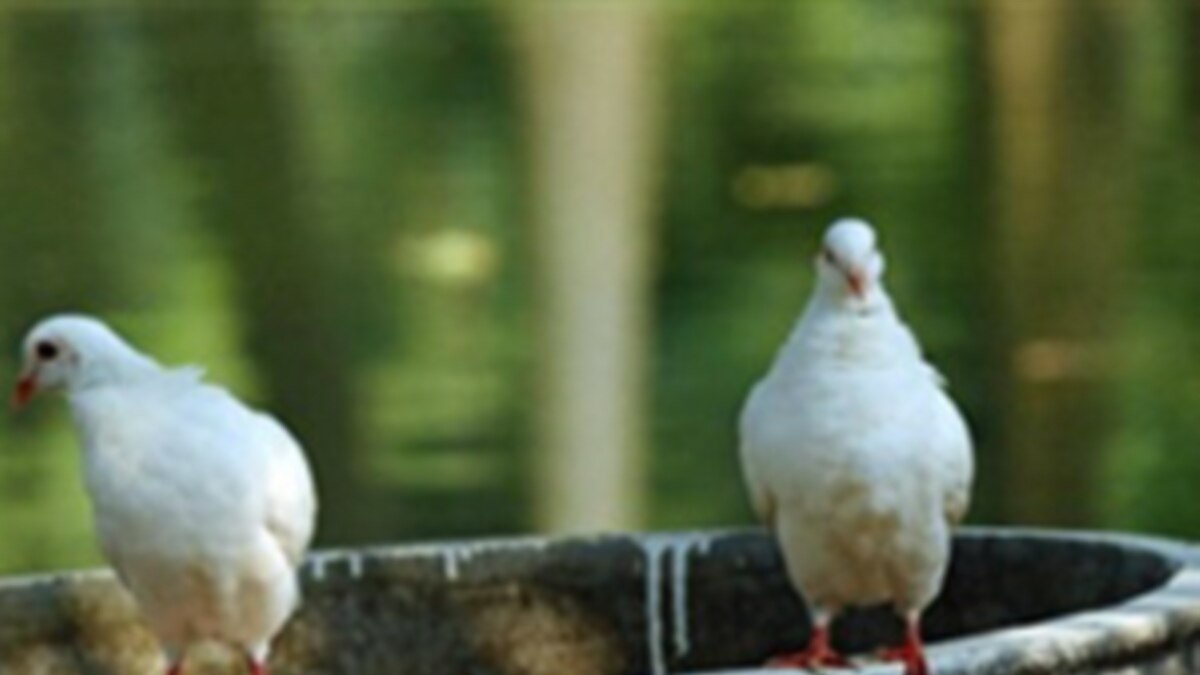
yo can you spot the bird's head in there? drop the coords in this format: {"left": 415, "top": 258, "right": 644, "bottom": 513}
{"left": 815, "top": 217, "right": 885, "bottom": 305}
{"left": 12, "top": 314, "right": 154, "bottom": 410}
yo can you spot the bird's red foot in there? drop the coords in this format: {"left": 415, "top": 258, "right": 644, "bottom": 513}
{"left": 878, "top": 647, "right": 928, "bottom": 675}
{"left": 766, "top": 626, "right": 849, "bottom": 669}
{"left": 245, "top": 657, "right": 268, "bottom": 675}
{"left": 766, "top": 650, "right": 850, "bottom": 669}
{"left": 878, "top": 618, "right": 929, "bottom": 675}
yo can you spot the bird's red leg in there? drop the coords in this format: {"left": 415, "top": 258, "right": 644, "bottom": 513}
{"left": 165, "top": 648, "right": 185, "bottom": 675}
{"left": 878, "top": 614, "right": 929, "bottom": 675}
{"left": 766, "top": 621, "right": 849, "bottom": 669}
{"left": 245, "top": 656, "right": 268, "bottom": 675}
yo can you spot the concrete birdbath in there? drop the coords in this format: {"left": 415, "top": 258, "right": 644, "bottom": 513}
{"left": 1, "top": 527, "right": 1198, "bottom": 675}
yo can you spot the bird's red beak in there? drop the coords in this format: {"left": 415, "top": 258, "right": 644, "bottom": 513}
{"left": 845, "top": 269, "right": 867, "bottom": 299}
{"left": 11, "top": 373, "right": 36, "bottom": 411}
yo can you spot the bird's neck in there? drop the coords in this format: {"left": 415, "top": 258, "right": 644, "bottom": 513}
{"left": 773, "top": 284, "right": 919, "bottom": 374}
{"left": 811, "top": 277, "right": 892, "bottom": 315}
{"left": 66, "top": 356, "right": 164, "bottom": 460}
{"left": 69, "top": 352, "right": 163, "bottom": 395}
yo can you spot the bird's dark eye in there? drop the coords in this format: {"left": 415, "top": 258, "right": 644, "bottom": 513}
{"left": 35, "top": 341, "right": 59, "bottom": 360}
{"left": 821, "top": 248, "right": 836, "bottom": 264}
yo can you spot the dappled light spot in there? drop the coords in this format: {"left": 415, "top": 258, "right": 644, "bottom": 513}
{"left": 732, "top": 163, "right": 838, "bottom": 211}
{"left": 1012, "top": 338, "right": 1109, "bottom": 383}
{"left": 395, "top": 229, "right": 499, "bottom": 288}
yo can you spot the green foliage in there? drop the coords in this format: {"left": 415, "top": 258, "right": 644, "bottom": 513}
{"left": 0, "top": 2, "right": 1197, "bottom": 573}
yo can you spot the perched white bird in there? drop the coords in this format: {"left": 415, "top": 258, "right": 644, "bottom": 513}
{"left": 739, "top": 219, "right": 973, "bottom": 675}
{"left": 12, "top": 315, "right": 317, "bottom": 675}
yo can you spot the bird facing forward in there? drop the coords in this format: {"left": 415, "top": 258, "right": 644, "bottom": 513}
{"left": 738, "top": 219, "right": 973, "bottom": 675}
{"left": 13, "top": 315, "right": 317, "bottom": 675}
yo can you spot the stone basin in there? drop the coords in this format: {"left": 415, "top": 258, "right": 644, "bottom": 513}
{"left": 1, "top": 527, "right": 1199, "bottom": 674}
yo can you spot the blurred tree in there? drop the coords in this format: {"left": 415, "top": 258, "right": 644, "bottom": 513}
{"left": 2, "top": 0, "right": 1198, "bottom": 574}
{"left": 134, "top": 6, "right": 380, "bottom": 544}
{"left": 0, "top": 12, "right": 126, "bottom": 350}
{"left": 653, "top": 3, "right": 814, "bottom": 530}
{"left": 1103, "top": 0, "right": 1200, "bottom": 536}
{"left": 273, "top": 10, "right": 530, "bottom": 537}
{"left": 984, "top": 0, "right": 1131, "bottom": 526}
{"left": 508, "top": 3, "right": 664, "bottom": 532}
{"left": 0, "top": 10, "right": 133, "bottom": 571}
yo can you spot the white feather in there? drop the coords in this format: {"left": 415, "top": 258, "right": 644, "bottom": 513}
{"left": 739, "top": 223, "right": 973, "bottom": 617}
{"left": 19, "top": 315, "right": 317, "bottom": 664}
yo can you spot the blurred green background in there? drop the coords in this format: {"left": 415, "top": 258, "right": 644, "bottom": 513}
{"left": 1, "top": 1, "right": 1198, "bottom": 574}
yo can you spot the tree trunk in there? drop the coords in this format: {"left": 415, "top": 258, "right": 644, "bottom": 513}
{"left": 984, "top": 0, "right": 1129, "bottom": 526}
{"left": 509, "top": 4, "right": 664, "bottom": 532}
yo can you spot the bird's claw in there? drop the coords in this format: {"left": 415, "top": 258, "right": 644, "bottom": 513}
{"left": 875, "top": 646, "right": 929, "bottom": 675}
{"left": 765, "top": 650, "right": 851, "bottom": 670}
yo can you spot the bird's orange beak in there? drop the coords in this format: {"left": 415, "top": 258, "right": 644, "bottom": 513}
{"left": 11, "top": 372, "right": 36, "bottom": 411}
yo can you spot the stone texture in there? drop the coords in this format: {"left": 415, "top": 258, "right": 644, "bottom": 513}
{"left": 0, "top": 528, "right": 1195, "bottom": 675}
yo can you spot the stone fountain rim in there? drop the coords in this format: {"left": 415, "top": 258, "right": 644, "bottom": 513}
{"left": 315, "top": 527, "right": 1200, "bottom": 675}
{"left": 1, "top": 526, "right": 1197, "bottom": 675}
{"left": 698, "top": 526, "right": 1200, "bottom": 675}
{"left": 2, "top": 525, "right": 1193, "bottom": 588}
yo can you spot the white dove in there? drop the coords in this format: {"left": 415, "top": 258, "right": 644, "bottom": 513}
{"left": 12, "top": 314, "right": 317, "bottom": 675}
{"left": 738, "top": 219, "right": 973, "bottom": 675}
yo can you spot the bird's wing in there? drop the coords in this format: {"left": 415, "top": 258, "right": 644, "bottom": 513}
{"left": 740, "top": 441, "right": 777, "bottom": 527}
{"left": 254, "top": 414, "right": 318, "bottom": 567}
{"left": 931, "top": 389, "right": 973, "bottom": 525}
{"left": 897, "top": 324, "right": 948, "bottom": 389}
{"left": 175, "top": 376, "right": 317, "bottom": 566}
{"left": 925, "top": 363, "right": 948, "bottom": 389}
{"left": 738, "top": 382, "right": 778, "bottom": 527}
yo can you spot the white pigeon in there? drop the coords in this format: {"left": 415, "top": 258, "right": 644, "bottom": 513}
{"left": 738, "top": 219, "right": 973, "bottom": 675}
{"left": 12, "top": 314, "right": 318, "bottom": 675}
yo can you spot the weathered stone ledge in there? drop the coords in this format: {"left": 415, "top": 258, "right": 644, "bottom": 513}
{"left": 0, "top": 527, "right": 1195, "bottom": 674}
